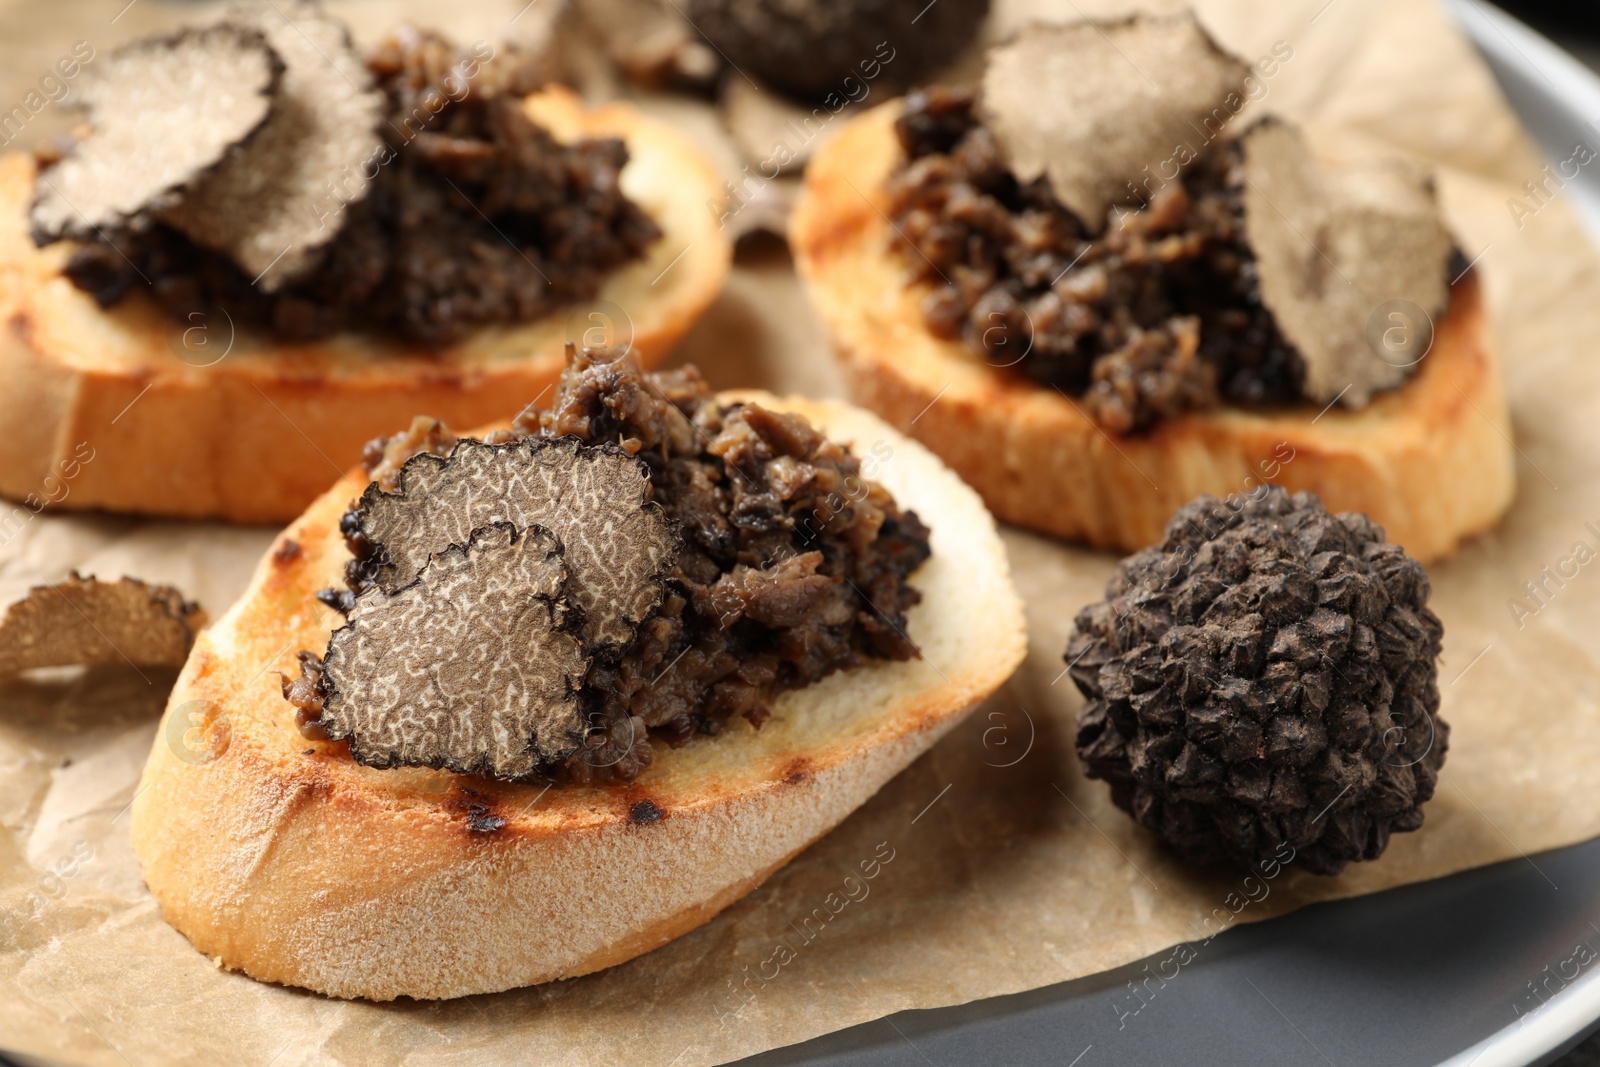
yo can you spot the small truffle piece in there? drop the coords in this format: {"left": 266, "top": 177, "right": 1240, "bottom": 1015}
{"left": 0, "top": 573, "right": 207, "bottom": 675}
{"left": 320, "top": 523, "right": 588, "bottom": 779}
{"left": 979, "top": 13, "right": 1248, "bottom": 232}
{"left": 361, "top": 416, "right": 459, "bottom": 494}
{"left": 1241, "top": 119, "right": 1454, "bottom": 406}
{"left": 1067, "top": 487, "right": 1447, "bottom": 876}
{"left": 577, "top": 0, "right": 721, "bottom": 91}
{"left": 685, "top": 0, "right": 988, "bottom": 102}
{"left": 351, "top": 436, "right": 679, "bottom": 654}
{"left": 161, "top": 1, "right": 386, "bottom": 289}
{"left": 721, "top": 78, "right": 824, "bottom": 180}
{"left": 281, "top": 649, "right": 328, "bottom": 739}
{"left": 30, "top": 26, "right": 281, "bottom": 242}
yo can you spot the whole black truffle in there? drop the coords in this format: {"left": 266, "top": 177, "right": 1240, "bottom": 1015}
{"left": 685, "top": 0, "right": 989, "bottom": 102}
{"left": 1067, "top": 487, "right": 1447, "bottom": 876}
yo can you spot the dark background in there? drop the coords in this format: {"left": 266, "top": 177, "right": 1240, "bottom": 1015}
{"left": 1502, "top": 2, "right": 1600, "bottom": 42}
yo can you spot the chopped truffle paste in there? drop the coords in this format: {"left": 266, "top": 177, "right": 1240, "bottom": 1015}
{"left": 295, "top": 347, "right": 931, "bottom": 783}
{"left": 886, "top": 16, "right": 1458, "bottom": 434}
{"left": 53, "top": 26, "right": 660, "bottom": 345}
{"left": 1066, "top": 487, "right": 1448, "bottom": 875}
{"left": 517, "top": 350, "right": 931, "bottom": 784}
{"left": 888, "top": 86, "right": 1304, "bottom": 433}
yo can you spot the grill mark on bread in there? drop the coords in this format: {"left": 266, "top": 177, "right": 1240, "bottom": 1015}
{"left": 453, "top": 790, "right": 508, "bottom": 834}
{"left": 628, "top": 798, "right": 664, "bottom": 824}
{"left": 464, "top": 804, "right": 507, "bottom": 834}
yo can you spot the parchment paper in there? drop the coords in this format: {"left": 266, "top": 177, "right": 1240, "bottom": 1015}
{"left": 3, "top": 0, "right": 1599, "bottom": 1064}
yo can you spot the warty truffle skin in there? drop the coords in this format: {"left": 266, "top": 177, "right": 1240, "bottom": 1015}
{"left": 684, "top": 0, "right": 988, "bottom": 102}
{"left": 1067, "top": 486, "right": 1448, "bottom": 876}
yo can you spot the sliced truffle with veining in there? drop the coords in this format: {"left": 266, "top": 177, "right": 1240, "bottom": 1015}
{"left": 160, "top": 0, "right": 386, "bottom": 288}
{"left": 979, "top": 12, "right": 1248, "bottom": 232}
{"left": 0, "top": 573, "right": 206, "bottom": 675}
{"left": 30, "top": 26, "right": 281, "bottom": 242}
{"left": 1241, "top": 119, "right": 1454, "bottom": 407}
{"left": 350, "top": 435, "right": 678, "bottom": 654}
{"left": 289, "top": 348, "right": 932, "bottom": 785}
{"left": 320, "top": 522, "right": 588, "bottom": 779}
{"left": 49, "top": 27, "right": 658, "bottom": 344}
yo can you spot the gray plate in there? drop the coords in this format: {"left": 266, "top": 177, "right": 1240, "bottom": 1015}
{"left": 728, "top": 3, "right": 1600, "bottom": 1066}
{"left": 735, "top": 842, "right": 1600, "bottom": 1067}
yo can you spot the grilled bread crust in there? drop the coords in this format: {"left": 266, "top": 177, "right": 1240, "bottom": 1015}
{"left": 0, "top": 88, "right": 732, "bottom": 524}
{"left": 790, "top": 101, "right": 1514, "bottom": 563}
{"left": 129, "top": 393, "right": 1027, "bottom": 1000}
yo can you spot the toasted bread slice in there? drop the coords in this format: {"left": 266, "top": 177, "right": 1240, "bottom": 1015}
{"left": 128, "top": 393, "right": 1026, "bottom": 1001}
{"left": 0, "top": 87, "right": 731, "bottom": 524}
{"left": 790, "top": 101, "right": 1514, "bottom": 563}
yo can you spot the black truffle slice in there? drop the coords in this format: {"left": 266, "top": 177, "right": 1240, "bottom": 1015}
{"left": 979, "top": 13, "right": 1248, "bottom": 232}
{"left": 1240, "top": 119, "right": 1454, "bottom": 407}
{"left": 320, "top": 523, "right": 588, "bottom": 779}
{"left": 30, "top": 26, "right": 281, "bottom": 242}
{"left": 351, "top": 436, "right": 678, "bottom": 655}
{"left": 160, "top": 1, "right": 385, "bottom": 289}
{"left": 1067, "top": 487, "right": 1447, "bottom": 876}
{"left": 0, "top": 573, "right": 206, "bottom": 675}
